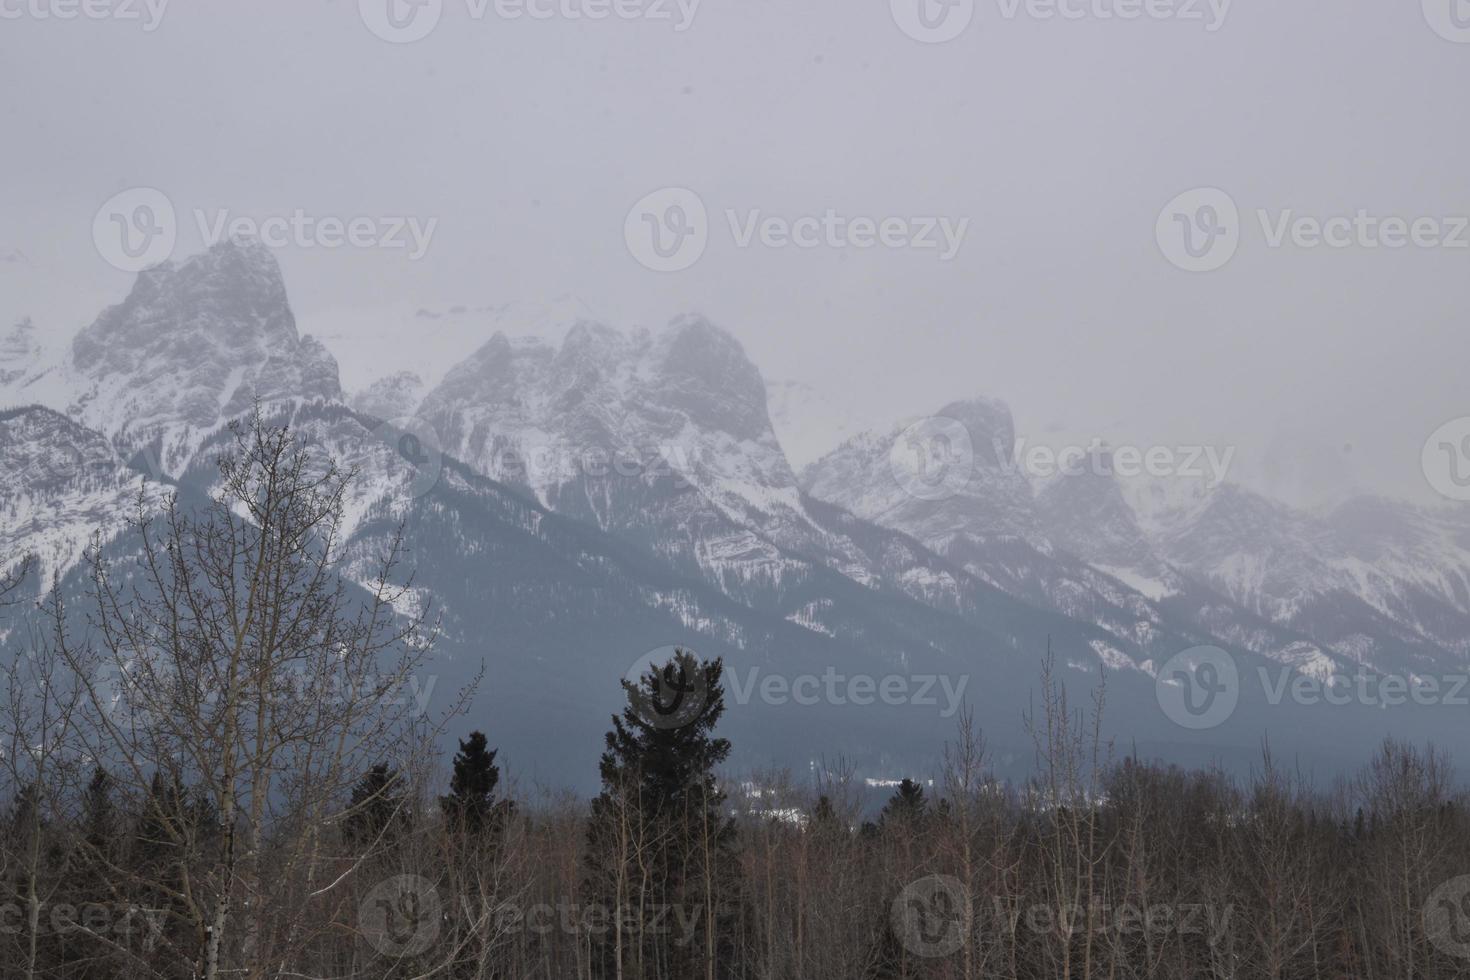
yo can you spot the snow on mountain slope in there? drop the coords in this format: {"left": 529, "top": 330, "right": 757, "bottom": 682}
{"left": 1154, "top": 486, "right": 1470, "bottom": 666}
{"left": 802, "top": 398, "right": 1039, "bottom": 544}
{"left": 1, "top": 238, "right": 342, "bottom": 480}
{"left": 0, "top": 405, "right": 169, "bottom": 585}
{"left": 808, "top": 395, "right": 1470, "bottom": 675}
{"left": 417, "top": 314, "right": 815, "bottom": 541}
{"left": 67, "top": 238, "right": 341, "bottom": 465}
{"left": 0, "top": 319, "right": 42, "bottom": 389}
{"left": 350, "top": 370, "right": 425, "bottom": 421}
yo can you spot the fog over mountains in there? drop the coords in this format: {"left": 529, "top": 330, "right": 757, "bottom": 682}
{"left": 2, "top": 239, "right": 1467, "bottom": 787}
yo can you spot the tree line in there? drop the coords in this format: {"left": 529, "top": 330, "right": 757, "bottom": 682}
{"left": 2, "top": 412, "right": 1468, "bottom": 979}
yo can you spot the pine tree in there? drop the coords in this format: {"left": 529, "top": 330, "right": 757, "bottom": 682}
{"left": 440, "top": 731, "right": 506, "bottom": 837}
{"left": 880, "top": 778, "right": 928, "bottom": 827}
{"left": 583, "top": 649, "right": 737, "bottom": 980}
{"left": 343, "top": 764, "right": 407, "bottom": 848}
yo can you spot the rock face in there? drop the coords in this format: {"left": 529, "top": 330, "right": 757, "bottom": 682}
{"left": 419, "top": 314, "right": 801, "bottom": 524}
{"left": 0, "top": 404, "right": 169, "bottom": 586}
{"left": 66, "top": 238, "right": 341, "bottom": 466}
{"left": 802, "top": 397, "right": 1037, "bottom": 545}
{"left": 0, "top": 319, "right": 41, "bottom": 388}
{"left": 804, "top": 400, "right": 1470, "bottom": 677}
{"left": 350, "top": 370, "right": 425, "bottom": 421}
{"left": 4, "top": 240, "right": 1469, "bottom": 784}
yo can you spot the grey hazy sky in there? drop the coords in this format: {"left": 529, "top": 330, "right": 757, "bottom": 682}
{"left": 2, "top": 0, "right": 1466, "bottom": 507}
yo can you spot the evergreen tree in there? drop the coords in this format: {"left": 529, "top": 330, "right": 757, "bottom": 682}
{"left": 440, "top": 731, "right": 503, "bottom": 836}
{"left": 583, "top": 649, "right": 737, "bottom": 979}
{"left": 880, "top": 778, "right": 928, "bottom": 827}
{"left": 343, "top": 763, "right": 407, "bottom": 848}
{"left": 80, "top": 767, "right": 115, "bottom": 857}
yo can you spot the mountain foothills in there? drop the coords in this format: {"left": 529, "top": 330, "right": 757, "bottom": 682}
{"left": 1, "top": 239, "right": 1467, "bottom": 786}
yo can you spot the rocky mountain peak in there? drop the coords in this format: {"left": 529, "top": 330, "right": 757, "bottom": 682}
{"left": 66, "top": 241, "right": 341, "bottom": 450}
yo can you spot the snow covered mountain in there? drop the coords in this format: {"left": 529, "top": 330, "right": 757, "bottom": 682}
{"left": 1, "top": 239, "right": 341, "bottom": 480}
{"left": 0, "top": 404, "right": 169, "bottom": 587}
{"left": 0, "top": 242, "right": 1173, "bottom": 782}
{"left": 803, "top": 400, "right": 1470, "bottom": 679}
{"left": 4, "top": 237, "right": 1465, "bottom": 784}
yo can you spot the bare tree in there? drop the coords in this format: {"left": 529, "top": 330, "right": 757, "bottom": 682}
{"left": 48, "top": 409, "right": 465, "bottom": 980}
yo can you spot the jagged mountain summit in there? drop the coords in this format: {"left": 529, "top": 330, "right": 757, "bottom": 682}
{"left": 1, "top": 238, "right": 341, "bottom": 477}
{"left": 3, "top": 238, "right": 1464, "bottom": 784}
{"left": 803, "top": 399, "right": 1470, "bottom": 679}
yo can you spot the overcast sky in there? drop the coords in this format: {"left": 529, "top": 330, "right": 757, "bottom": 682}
{"left": 2, "top": 0, "right": 1466, "bottom": 508}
